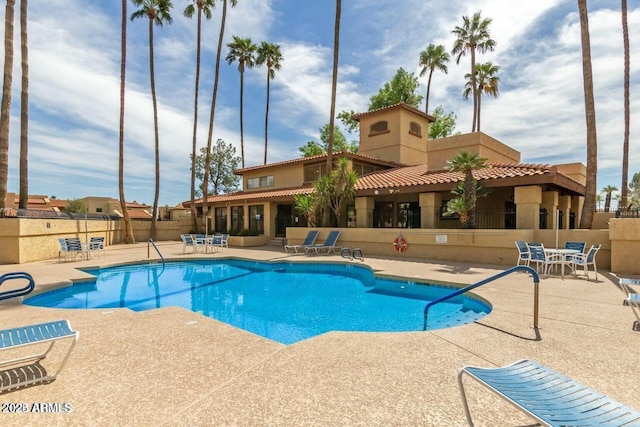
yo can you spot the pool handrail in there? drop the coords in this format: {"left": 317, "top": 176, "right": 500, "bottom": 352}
{"left": 147, "top": 238, "right": 165, "bottom": 269}
{"left": 0, "top": 271, "right": 36, "bottom": 301}
{"left": 423, "top": 266, "right": 540, "bottom": 331}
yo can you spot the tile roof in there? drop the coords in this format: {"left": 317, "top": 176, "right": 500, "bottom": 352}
{"left": 194, "top": 162, "right": 584, "bottom": 206}
{"left": 351, "top": 102, "right": 436, "bottom": 122}
{"left": 234, "top": 151, "right": 401, "bottom": 174}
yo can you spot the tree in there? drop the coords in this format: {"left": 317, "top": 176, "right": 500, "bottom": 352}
{"left": 184, "top": 0, "right": 214, "bottom": 234}
{"left": 630, "top": 172, "right": 640, "bottom": 202}
{"left": 293, "top": 193, "right": 318, "bottom": 227}
{"left": 601, "top": 185, "right": 618, "bottom": 213}
{"left": 447, "top": 150, "right": 487, "bottom": 228}
{"left": 337, "top": 109, "right": 358, "bottom": 133}
{"left": 256, "top": 41, "right": 283, "bottom": 165}
{"left": 463, "top": 62, "right": 499, "bottom": 132}
{"left": 18, "top": 0, "right": 28, "bottom": 209}
{"left": 419, "top": 43, "right": 449, "bottom": 114}
{"left": 368, "top": 67, "right": 423, "bottom": 110}
{"left": 0, "top": 0, "right": 16, "bottom": 209}
{"left": 577, "top": 0, "right": 598, "bottom": 229}
{"left": 298, "top": 124, "right": 357, "bottom": 157}
{"left": 119, "top": 0, "right": 134, "bottom": 243}
{"left": 428, "top": 106, "right": 458, "bottom": 139}
{"left": 326, "top": 0, "right": 342, "bottom": 185}
{"left": 131, "top": 0, "right": 173, "bottom": 240}
{"left": 324, "top": 156, "right": 357, "bottom": 226}
{"left": 620, "top": 0, "right": 630, "bottom": 208}
{"left": 452, "top": 11, "right": 496, "bottom": 132}
{"left": 226, "top": 35, "right": 257, "bottom": 169}
{"left": 65, "top": 199, "right": 87, "bottom": 213}
{"left": 203, "top": 0, "right": 237, "bottom": 232}
{"left": 193, "top": 139, "right": 240, "bottom": 196}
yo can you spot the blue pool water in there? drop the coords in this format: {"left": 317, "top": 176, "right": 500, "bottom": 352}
{"left": 25, "top": 260, "right": 491, "bottom": 344}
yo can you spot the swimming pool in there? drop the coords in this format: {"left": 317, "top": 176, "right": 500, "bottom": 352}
{"left": 25, "top": 260, "right": 491, "bottom": 344}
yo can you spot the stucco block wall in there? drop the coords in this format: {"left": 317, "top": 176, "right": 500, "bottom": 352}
{"left": 609, "top": 218, "right": 640, "bottom": 275}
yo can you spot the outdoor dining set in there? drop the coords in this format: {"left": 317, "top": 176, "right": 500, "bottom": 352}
{"left": 515, "top": 240, "right": 601, "bottom": 280}
{"left": 180, "top": 233, "right": 229, "bottom": 254}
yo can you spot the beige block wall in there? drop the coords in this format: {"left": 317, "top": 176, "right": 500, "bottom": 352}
{"left": 609, "top": 218, "right": 640, "bottom": 275}
{"left": 427, "top": 132, "right": 521, "bottom": 171}
{"left": 243, "top": 164, "right": 304, "bottom": 190}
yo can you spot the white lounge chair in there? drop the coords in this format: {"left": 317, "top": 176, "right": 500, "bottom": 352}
{"left": 458, "top": 359, "right": 640, "bottom": 426}
{"left": 0, "top": 320, "right": 79, "bottom": 392}
{"left": 284, "top": 230, "right": 319, "bottom": 253}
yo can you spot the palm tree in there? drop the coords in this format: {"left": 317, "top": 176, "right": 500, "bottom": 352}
{"left": 602, "top": 185, "right": 618, "bottom": 213}
{"left": 0, "top": 0, "right": 16, "bottom": 209}
{"left": 184, "top": 0, "right": 214, "bottom": 233}
{"left": 447, "top": 150, "right": 487, "bottom": 228}
{"left": 131, "top": 0, "right": 173, "bottom": 241}
{"left": 451, "top": 11, "right": 496, "bottom": 133}
{"left": 418, "top": 43, "right": 449, "bottom": 114}
{"left": 256, "top": 41, "right": 283, "bottom": 165}
{"left": 474, "top": 62, "right": 499, "bottom": 132}
{"left": 226, "top": 36, "right": 257, "bottom": 169}
{"left": 620, "top": 0, "right": 630, "bottom": 208}
{"left": 18, "top": 0, "right": 28, "bottom": 209}
{"left": 325, "top": 0, "right": 341, "bottom": 227}
{"left": 577, "top": 0, "right": 598, "bottom": 229}
{"left": 203, "top": 0, "right": 237, "bottom": 233}
{"left": 119, "top": 0, "right": 134, "bottom": 243}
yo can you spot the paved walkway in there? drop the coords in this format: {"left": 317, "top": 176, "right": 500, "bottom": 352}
{"left": 0, "top": 241, "right": 638, "bottom": 426}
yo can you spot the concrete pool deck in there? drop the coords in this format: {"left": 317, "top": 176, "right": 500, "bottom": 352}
{"left": 0, "top": 241, "right": 638, "bottom": 426}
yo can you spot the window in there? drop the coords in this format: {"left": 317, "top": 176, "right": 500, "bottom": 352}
{"left": 215, "top": 207, "right": 227, "bottom": 233}
{"left": 397, "top": 202, "right": 420, "bottom": 228}
{"left": 409, "top": 121, "right": 422, "bottom": 137}
{"left": 352, "top": 161, "right": 383, "bottom": 177}
{"left": 303, "top": 163, "right": 327, "bottom": 183}
{"left": 370, "top": 121, "right": 388, "bottom": 134}
{"left": 231, "top": 206, "right": 244, "bottom": 232}
{"left": 246, "top": 175, "right": 273, "bottom": 189}
{"left": 373, "top": 202, "right": 394, "bottom": 228}
{"left": 249, "top": 205, "right": 264, "bottom": 235}
{"left": 96, "top": 208, "right": 103, "bottom": 213}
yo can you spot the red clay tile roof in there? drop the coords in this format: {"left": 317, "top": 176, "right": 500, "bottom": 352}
{"left": 127, "top": 209, "right": 153, "bottom": 220}
{"left": 234, "top": 151, "right": 401, "bottom": 174}
{"left": 193, "top": 162, "right": 584, "bottom": 206}
{"left": 351, "top": 102, "right": 436, "bottom": 122}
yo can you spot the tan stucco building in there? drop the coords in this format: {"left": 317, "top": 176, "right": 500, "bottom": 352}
{"left": 187, "top": 102, "right": 586, "bottom": 238}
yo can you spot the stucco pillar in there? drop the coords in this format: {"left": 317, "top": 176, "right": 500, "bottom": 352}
{"left": 542, "top": 191, "right": 559, "bottom": 230}
{"left": 572, "top": 196, "right": 584, "bottom": 228}
{"left": 514, "top": 186, "right": 542, "bottom": 229}
{"left": 558, "top": 195, "right": 571, "bottom": 229}
{"left": 419, "top": 192, "right": 441, "bottom": 229}
{"left": 355, "top": 196, "right": 374, "bottom": 228}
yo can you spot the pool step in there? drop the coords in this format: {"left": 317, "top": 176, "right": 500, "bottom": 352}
{"left": 427, "top": 309, "right": 488, "bottom": 330}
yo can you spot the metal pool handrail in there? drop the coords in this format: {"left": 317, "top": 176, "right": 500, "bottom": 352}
{"left": 0, "top": 271, "right": 36, "bottom": 301}
{"left": 423, "top": 266, "right": 540, "bottom": 331}
{"left": 147, "top": 238, "right": 165, "bottom": 268}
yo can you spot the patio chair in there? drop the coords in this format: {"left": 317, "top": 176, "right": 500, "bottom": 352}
{"left": 64, "top": 237, "right": 87, "bottom": 261}
{"left": 180, "top": 234, "right": 202, "bottom": 254}
{"left": 620, "top": 278, "right": 640, "bottom": 331}
{"left": 527, "top": 243, "right": 563, "bottom": 277}
{"left": 284, "top": 230, "right": 319, "bottom": 254}
{"left": 0, "top": 319, "right": 79, "bottom": 392}
{"left": 220, "top": 233, "right": 230, "bottom": 250}
{"left": 570, "top": 243, "right": 601, "bottom": 281}
{"left": 458, "top": 359, "right": 640, "bottom": 427}
{"left": 89, "top": 236, "right": 105, "bottom": 259}
{"left": 514, "top": 240, "right": 530, "bottom": 266}
{"left": 305, "top": 230, "right": 341, "bottom": 255}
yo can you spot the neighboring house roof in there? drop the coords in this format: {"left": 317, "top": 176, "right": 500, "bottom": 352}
{"left": 191, "top": 162, "right": 585, "bottom": 206}
{"left": 234, "top": 151, "right": 402, "bottom": 174}
{"left": 127, "top": 209, "right": 153, "bottom": 220}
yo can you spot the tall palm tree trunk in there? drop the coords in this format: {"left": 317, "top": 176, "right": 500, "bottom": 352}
{"left": 263, "top": 69, "right": 270, "bottom": 164}
{"left": 148, "top": 19, "right": 161, "bottom": 240}
{"left": 476, "top": 87, "right": 482, "bottom": 132}
{"left": 239, "top": 69, "right": 245, "bottom": 168}
{"left": 189, "top": 7, "right": 203, "bottom": 233}
{"left": 470, "top": 50, "right": 477, "bottom": 132}
{"left": 203, "top": 0, "right": 229, "bottom": 231}
{"left": 425, "top": 70, "right": 433, "bottom": 114}
{"left": 621, "top": 0, "right": 630, "bottom": 208}
{"left": 325, "top": 0, "right": 341, "bottom": 227}
{"left": 578, "top": 0, "right": 598, "bottom": 229}
{"left": 119, "top": 0, "right": 134, "bottom": 243}
{"left": 18, "top": 0, "right": 28, "bottom": 209}
{"left": 0, "top": 0, "right": 15, "bottom": 209}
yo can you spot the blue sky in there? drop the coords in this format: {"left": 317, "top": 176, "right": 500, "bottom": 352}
{"left": 1, "top": 0, "right": 639, "bottom": 207}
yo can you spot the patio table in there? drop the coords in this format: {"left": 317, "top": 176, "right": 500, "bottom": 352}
{"left": 543, "top": 248, "right": 579, "bottom": 279}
